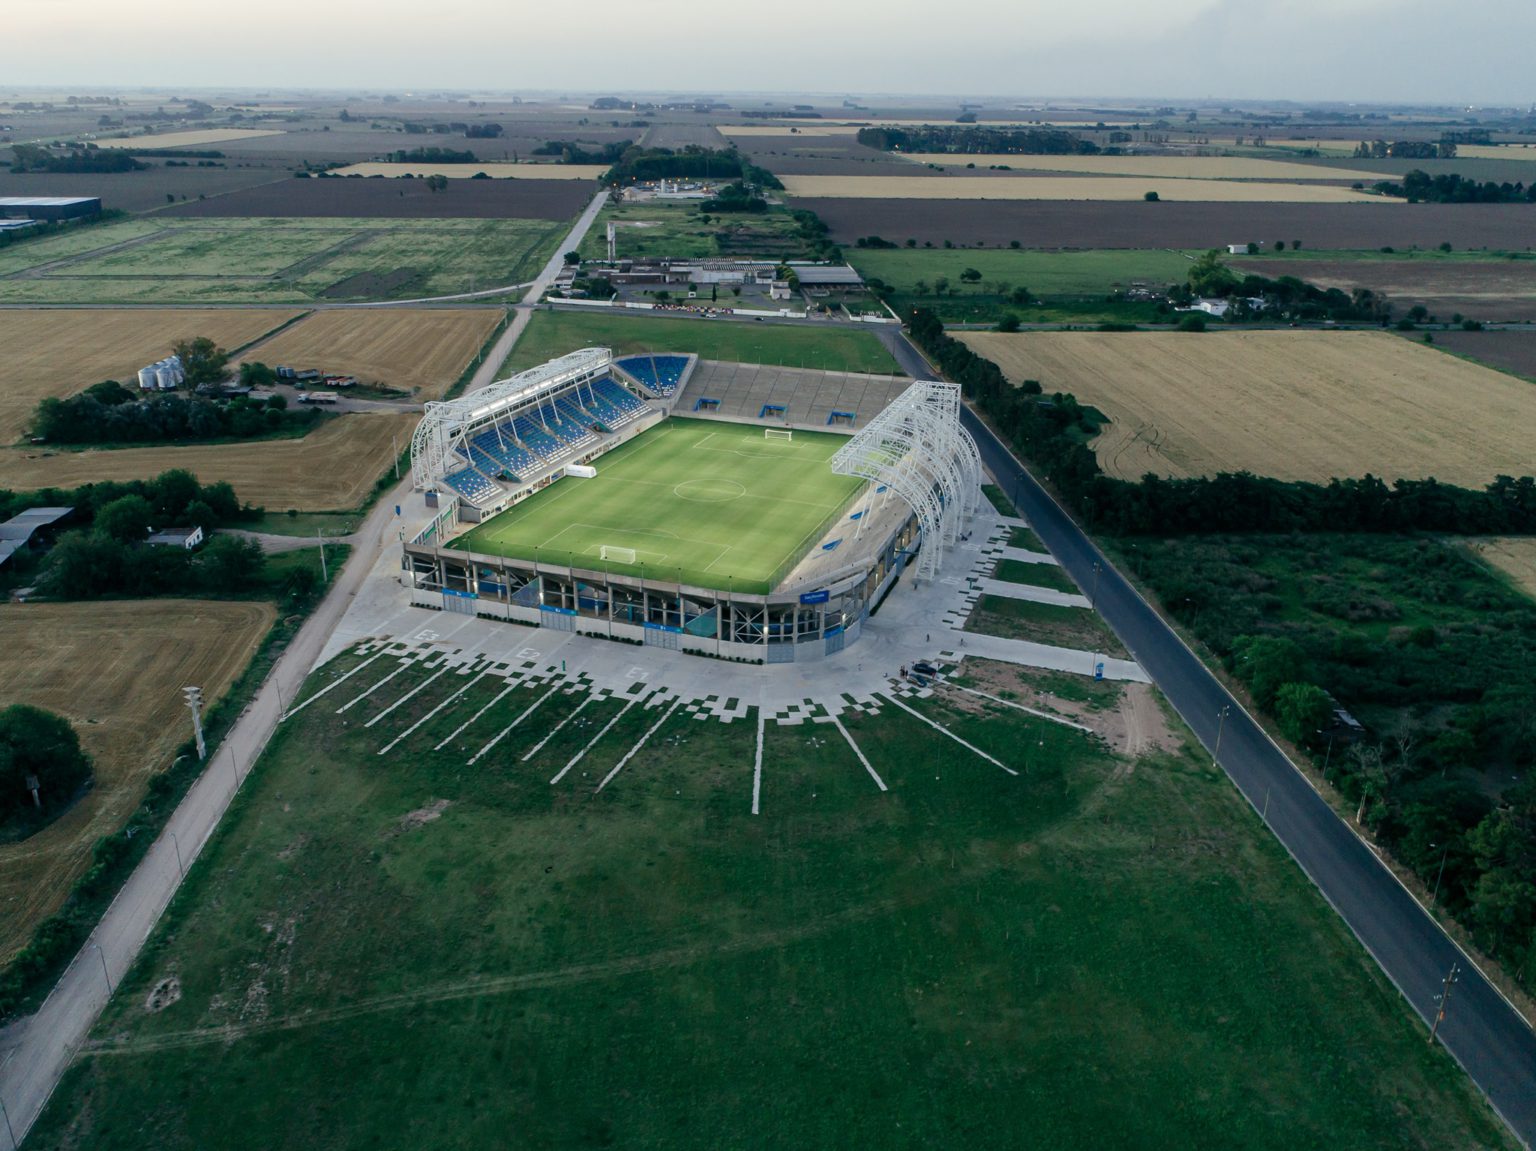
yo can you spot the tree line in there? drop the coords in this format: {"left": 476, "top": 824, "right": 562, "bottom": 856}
{"left": 601, "top": 145, "right": 784, "bottom": 189}
{"left": 8, "top": 144, "right": 144, "bottom": 174}
{"left": 31, "top": 381, "right": 321, "bottom": 446}
{"left": 856, "top": 125, "right": 1099, "bottom": 156}
{"left": 1371, "top": 169, "right": 1536, "bottom": 204}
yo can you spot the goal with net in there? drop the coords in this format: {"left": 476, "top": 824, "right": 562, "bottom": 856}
{"left": 764, "top": 428, "right": 793, "bottom": 442}
{"left": 599, "top": 545, "right": 637, "bottom": 564}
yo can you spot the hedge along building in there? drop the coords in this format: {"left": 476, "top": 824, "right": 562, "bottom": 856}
{"left": 402, "top": 348, "right": 981, "bottom": 662}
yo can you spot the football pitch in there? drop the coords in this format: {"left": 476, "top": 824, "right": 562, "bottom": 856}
{"left": 454, "top": 418, "right": 865, "bottom": 593}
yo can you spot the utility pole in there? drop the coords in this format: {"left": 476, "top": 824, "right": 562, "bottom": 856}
{"left": 1214, "top": 704, "right": 1232, "bottom": 765}
{"left": 183, "top": 686, "right": 206, "bottom": 761}
{"left": 90, "top": 942, "right": 113, "bottom": 996}
{"left": 1428, "top": 962, "right": 1460, "bottom": 1046}
{"left": 169, "top": 830, "right": 184, "bottom": 878}
{"left": 318, "top": 530, "right": 327, "bottom": 582}
{"left": 1432, "top": 844, "right": 1451, "bottom": 908}
{"left": 1, "top": 1094, "right": 17, "bottom": 1151}
{"left": 1090, "top": 560, "right": 1102, "bottom": 607}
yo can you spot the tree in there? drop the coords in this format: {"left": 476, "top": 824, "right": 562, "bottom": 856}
{"left": 563, "top": 250, "right": 581, "bottom": 265}
{"left": 94, "top": 494, "right": 153, "bottom": 544}
{"left": 171, "top": 337, "right": 228, "bottom": 388}
{"left": 0, "top": 704, "right": 92, "bottom": 825}
{"left": 933, "top": 276, "right": 950, "bottom": 297}
{"left": 1231, "top": 635, "right": 1309, "bottom": 709}
{"left": 424, "top": 173, "right": 449, "bottom": 192}
{"left": 959, "top": 267, "right": 982, "bottom": 284}
{"left": 1144, "top": 190, "right": 1159, "bottom": 202}
{"left": 196, "top": 534, "right": 265, "bottom": 591}
{"left": 1177, "top": 314, "right": 1208, "bottom": 332}
{"left": 996, "top": 315, "right": 1021, "bottom": 333}
{"left": 239, "top": 361, "right": 277, "bottom": 388}
{"left": 1275, "top": 682, "right": 1333, "bottom": 745}
{"left": 1187, "top": 250, "right": 1236, "bottom": 297}
{"left": 83, "top": 380, "right": 134, "bottom": 406}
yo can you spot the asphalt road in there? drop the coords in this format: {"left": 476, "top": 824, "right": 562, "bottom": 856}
{"left": 878, "top": 331, "right": 1536, "bottom": 1146}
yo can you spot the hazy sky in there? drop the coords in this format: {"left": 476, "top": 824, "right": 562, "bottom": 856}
{"left": 11, "top": 0, "right": 1534, "bottom": 105}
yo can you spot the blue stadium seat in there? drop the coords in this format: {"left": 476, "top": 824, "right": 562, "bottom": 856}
{"left": 442, "top": 468, "right": 501, "bottom": 505}
{"left": 614, "top": 354, "right": 688, "bottom": 397}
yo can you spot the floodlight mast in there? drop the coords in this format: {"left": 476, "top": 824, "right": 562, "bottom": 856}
{"left": 829, "top": 380, "right": 982, "bottom": 582}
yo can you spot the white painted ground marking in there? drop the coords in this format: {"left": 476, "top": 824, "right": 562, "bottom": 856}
{"left": 467, "top": 683, "right": 561, "bottom": 765}
{"left": 752, "top": 712, "right": 764, "bottom": 815}
{"left": 946, "top": 683, "right": 1095, "bottom": 732}
{"left": 596, "top": 697, "right": 681, "bottom": 791}
{"left": 885, "top": 695, "right": 1018, "bottom": 776}
{"left": 336, "top": 662, "right": 410, "bottom": 714}
{"left": 515, "top": 647, "right": 541, "bottom": 661}
{"left": 377, "top": 671, "right": 488, "bottom": 755}
{"left": 413, "top": 629, "right": 440, "bottom": 643}
{"left": 626, "top": 666, "right": 648, "bottom": 680}
{"left": 551, "top": 694, "right": 644, "bottom": 784}
{"left": 829, "top": 715, "right": 887, "bottom": 791}
{"left": 284, "top": 651, "right": 385, "bottom": 720}
{"left": 435, "top": 681, "right": 521, "bottom": 751}
{"left": 521, "top": 695, "right": 595, "bottom": 762}
{"left": 364, "top": 666, "right": 449, "bottom": 729}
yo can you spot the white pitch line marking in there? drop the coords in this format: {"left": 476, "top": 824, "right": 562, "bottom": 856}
{"left": 946, "top": 684, "right": 1094, "bottom": 732}
{"left": 752, "top": 711, "right": 764, "bottom": 815}
{"left": 830, "top": 714, "right": 886, "bottom": 791}
{"left": 551, "top": 694, "right": 645, "bottom": 784}
{"left": 378, "top": 671, "right": 488, "bottom": 756}
{"left": 365, "top": 666, "right": 449, "bottom": 728}
{"left": 435, "top": 681, "right": 521, "bottom": 751}
{"left": 885, "top": 695, "right": 1017, "bottom": 776}
{"left": 467, "top": 682, "right": 561, "bottom": 765}
{"left": 596, "top": 696, "right": 680, "bottom": 792}
{"left": 521, "top": 695, "right": 596, "bottom": 762}
{"left": 284, "top": 651, "right": 385, "bottom": 720}
{"left": 336, "top": 662, "right": 410, "bottom": 714}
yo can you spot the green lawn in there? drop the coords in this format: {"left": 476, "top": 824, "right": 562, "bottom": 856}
{"left": 577, "top": 198, "right": 814, "bottom": 261}
{"left": 966, "top": 593, "right": 1128, "bottom": 657}
{"left": 0, "top": 217, "right": 568, "bottom": 304}
{"left": 455, "top": 418, "right": 863, "bottom": 593}
{"left": 26, "top": 645, "right": 1513, "bottom": 1150}
{"left": 499, "top": 308, "right": 900, "bottom": 375}
{"left": 994, "top": 556, "right": 1080, "bottom": 594}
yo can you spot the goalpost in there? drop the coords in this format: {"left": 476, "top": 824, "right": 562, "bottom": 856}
{"left": 764, "top": 428, "right": 793, "bottom": 442}
{"left": 599, "top": 545, "right": 637, "bottom": 564}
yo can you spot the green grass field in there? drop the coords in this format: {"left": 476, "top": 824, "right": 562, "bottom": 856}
{"left": 455, "top": 418, "right": 863, "bottom": 593}
{"left": 0, "top": 218, "right": 567, "bottom": 304}
{"left": 26, "top": 649, "right": 1513, "bottom": 1150}
{"left": 576, "top": 199, "right": 814, "bottom": 261}
{"left": 500, "top": 308, "right": 900, "bottom": 375}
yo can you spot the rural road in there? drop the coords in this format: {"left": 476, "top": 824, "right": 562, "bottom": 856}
{"left": 0, "top": 186, "right": 614, "bottom": 1146}
{"left": 874, "top": 324, "right": 1536, "bottom": 1145}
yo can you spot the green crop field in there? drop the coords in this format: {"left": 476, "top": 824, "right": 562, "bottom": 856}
{"left": 0, "top": 218, "right": 567, "bottom": 304}
{"left": 500, "top": 308, "right": 900, "bottom": 375}
{"left": 26, "top": 649, "right": 1513, "bottom": 1150}
{"left": 576, "top": 198, "right": 814, "bottom": 261}
{"left": 455, "top": 418, "right": 863, "bottom": 593}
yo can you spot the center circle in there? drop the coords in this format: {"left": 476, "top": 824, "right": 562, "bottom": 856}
{"left": 673, "top": 478, "right": 746, "bottom": 503}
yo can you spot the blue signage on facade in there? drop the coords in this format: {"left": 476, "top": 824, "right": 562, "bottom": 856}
{"left": 799, "top": 589, "right": 831, "bottom": 605}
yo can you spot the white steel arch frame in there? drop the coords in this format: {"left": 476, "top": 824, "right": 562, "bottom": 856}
{"left": 410, "top": 347, "right": 612, "bottom": 489}
{"left": 829, "top": 380, "right": 983, "bottom": 582}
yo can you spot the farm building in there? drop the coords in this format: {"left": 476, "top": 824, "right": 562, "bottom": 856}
{"left": 146, "top": 525, "right": 204, "bottom": 550}
{"left": 0, "top": 196, "right": 102, "bottom": 221}
{"left": 0, "top": 506, "right": 73, "bottom": 568}
{"left": 137, "top": 355, "right": 185, "bottom": 391}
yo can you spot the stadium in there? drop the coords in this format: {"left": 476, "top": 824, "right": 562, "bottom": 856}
{"left": 403, "top": 347, "right": 982, "bottom": 660}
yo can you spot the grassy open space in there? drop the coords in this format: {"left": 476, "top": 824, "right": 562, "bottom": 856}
{"left": 780, "top": 175, "right": 1391, "bottom": 202}
{"left": 0, "top": 217, "right": 568, "bottom": 304}
{"left": 499, "top": 308, "right": 900, "bottom": 375}
{"left": 994, "top": 557, "right": 1081, "bottom": 594}
{"left": 576, "top": 198, "right": 814, "bottom": 261}
{"left": 26, "top": 644, "right": 1513, "bottom": 1149}
{"left": 455, "top": 418, "right": 862, "bottom": 592}
{"left": 966, "top": 594, "right": 1128, "bottom": 657}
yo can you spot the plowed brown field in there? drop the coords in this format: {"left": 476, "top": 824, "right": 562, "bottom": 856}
{"left": 242, "top": 308, "right": 501, "bottom": 399}
{"left": 0, "top": 600, "right": 275, "bottom": 959}
{"left": 962, "top": 330, "right": 1536, "bottom": 486}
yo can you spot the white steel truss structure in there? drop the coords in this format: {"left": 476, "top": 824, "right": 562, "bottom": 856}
{"left": 829, "top": 380, "right": 983, "bottom": 582}
{"left": 410, "top": 347, "right": 612, "bottom": 491}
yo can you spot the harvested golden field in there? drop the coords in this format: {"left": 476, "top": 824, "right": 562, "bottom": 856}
{"left": 779, "top": 175, "right": 1389, "bottom": 203}
{"left": 0, "top": 308, "right": 302, "bottom": 440}
{"left": 717, "top": 125, "right": 864, "bottom": 137}
{"left": 962, "top": 330, "right": 1536, "bottom": 486}
{"left": 0, "top": 599, "right": 275, "bottom": 960}
{"left": 1466, "top": 538, "right": 1536, "bottom": 601}
{"left": 94, "top": 128, "right": 285, "bottom": 148}
{"left": 893, "top": 154, "right": 1384, "bottom": 181}
{"left": 241, "top": 308, "right": 501, "bottom": 400}
{"left": 1454, "top": 145, "right": 1536, "bottom": 161}
{"left": 329, "top": 162, "right": 606, "bottom": 180}
{"left": 0, "top": 411, "right": 416, "bottom": 510}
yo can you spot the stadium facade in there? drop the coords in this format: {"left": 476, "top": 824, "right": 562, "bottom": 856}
{"left": 402, "top": 348, "right": 980, "bottom": 661}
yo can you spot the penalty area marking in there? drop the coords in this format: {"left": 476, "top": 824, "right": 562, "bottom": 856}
{"left": 521, "top": 694, "right": 596, "bottom": 763}
{"left": 596, "top": 696, "right": 682, "bottom": 791}
{"left": 283, "top": 650, "right": 385, "bottom": 721}
{"left": 826, "top": 714, "right": 886, "bottom": 791}
{"left": 884, "top": 695, "right": 1017, "bottom": 776}
{"left": 467, "top": 682, "right": 562, "bottom": 765}
{"left": 378, "top": 670, "right": 488, "bottom": 755}
{"left": 552, "top": 693, "right": 646, "bottom": 784}
{"left": 364, "top": 666, "right": 449, "bottom": 729}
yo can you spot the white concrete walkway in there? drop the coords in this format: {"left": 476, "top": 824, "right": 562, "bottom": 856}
{"left": 976, "top": 578, "right": 1092, "bottom": 610}
{"left": 1000, "top": 545, "right": 1059, "bottom": 566}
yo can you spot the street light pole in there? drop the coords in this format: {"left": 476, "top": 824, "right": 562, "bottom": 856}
{"left": 90, "top": 943, "right": 113, "bottom": 996}
{"left": 0, "top": 1096, "right": 16, "bottom": 1151}
{"left": 1090, "top": 560, "right": 1102, "bottom": 608}
{"left": 169, "top": 830, "right": 184, "bottom": 878}
{"left": 1432, "top": 844, "right": 1451, "bottom": 908}
{"left": 1214, "top": 704, "right": 1232, "bottom": 765}
{"left": 1428, "top": 962, "right": 1460, "bottom": 1046}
